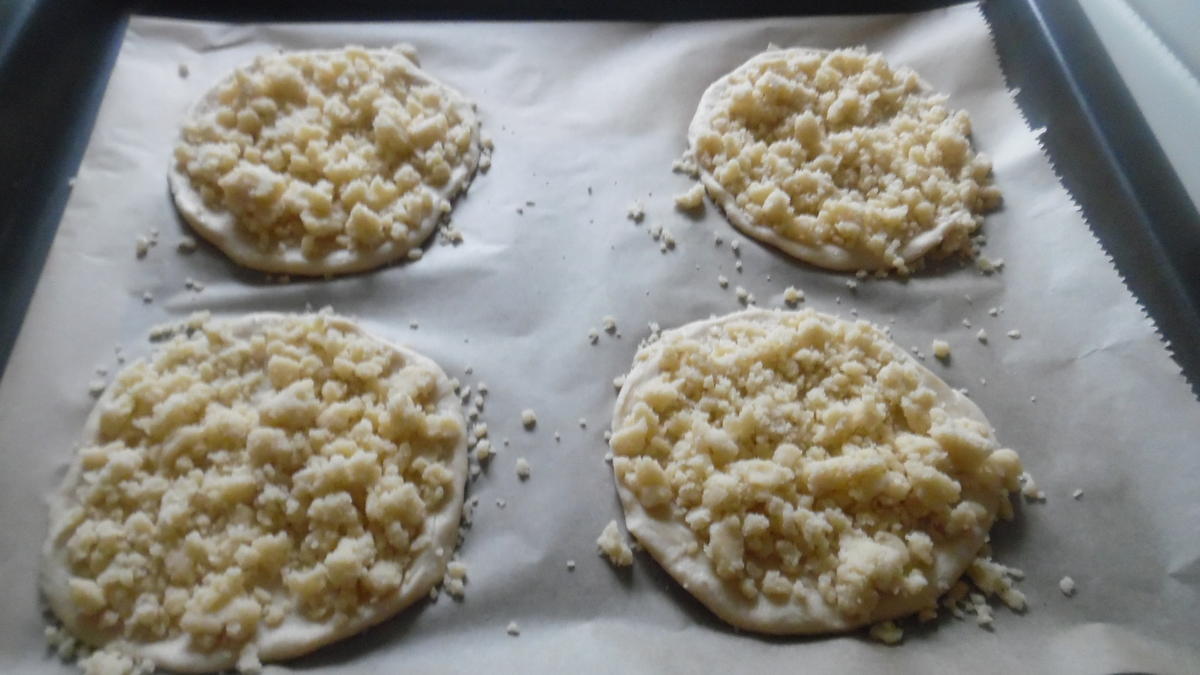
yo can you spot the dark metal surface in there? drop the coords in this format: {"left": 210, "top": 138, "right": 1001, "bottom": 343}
{"left": 1, "top": 0, "right": 1197, "bottom": 392}
{"left": 0, "top": 0, "right": 126, "bottom": 381}
{"left": 984, "top": 0, "right": 1200, "bottom": 394}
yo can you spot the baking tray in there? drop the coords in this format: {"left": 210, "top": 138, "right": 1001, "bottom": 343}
{"left": 0, "top": 3, "right": 1197, "bottom": 674}
{"left": 1, "top": 0, "right": 1198, "bottom": 391}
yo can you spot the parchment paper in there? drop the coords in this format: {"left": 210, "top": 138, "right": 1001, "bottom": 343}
{"left": 1, "top": 4, "right": 1197, "bottom": 673}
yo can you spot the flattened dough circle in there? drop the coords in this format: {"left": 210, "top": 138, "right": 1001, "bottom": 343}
{"left": 610, "top": 308, "right": 1017, "bottom": 634}
{"left": 42, "top": 313, "right": 468, "bottom": 672}
{"left": 688, "top": 48, "right": 998, "bottom": 272}
{"left": 169, "top": 47, "right": 483, "bottom": 276}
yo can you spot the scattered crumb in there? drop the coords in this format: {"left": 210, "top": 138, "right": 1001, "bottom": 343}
{"left": 783, "top": 286, "right": 804, "bottom": 306}
{"left": 674, "top": 184, "right": 705, "bottom": 212}
{"left": 1006, "top": 329, "right": 1022, "bottom": 339}
{"left": 845, "top": 279, "right": 858, "bottom": 292}
{"left": 869, "top": 621, "right": 903, "bottom": 645}
{"left": 735, "top": 286, "right": 749, "bottom": 304}
{"left": 447, "top": 560, "right": 468, "bottom": 580}
{"left": 475, "top": 439, "right": 493, "bottom": 462}
{"left": 596, "top": 520, "right": 633, "bottom": 567}
{"left": 443, "top": 577, "right": 465, "bottom": 599}
{"left": 626, "top": 201, "right": 645, "bottom": 223}
{"left": 506, "top": 621, "right": 521, "bottom": 636}
{"left": 134, "top": 236, "right": 151, "bottom": 258}
{"left": 521, "top": 409, "right": 537, "bottom": 429}
{"left": 1072, "top": 489, "right": 1083, "bottom": 500}
{"left": 554, "top": 431, "right": 561, "bottom": 442}
{"left": 587, "top": 329, "right": 599, "bottom": 345}
{"left": 730, "top": 239, "right": 741, "bottom": 254}
{"left": 1019, "top": 472, "right": 1045, "bottom": 501}
{"left": 671, "top": 156, "right": 699, "bottom": 177}
{"left": 974, "top": 602, "right": 994, "bottom": 628}
{"left": 988, "top": 306, "right": 1000, "bottom": 317}
{"left": 515, "top": 457, "right": 531, "bottom": 480}
{"left": 176, "top": 236, "right": 197, "bottom": 253}
{"left": 977, "top": 329, "right": 988, "bottom": 343}
{"left": 976, "top": 256, "right": 1004, "bottom": 274}
{"left": 734, "top": 260, "right": 743, "bottom": 272}
{"left": 141, "top": 291, "right": 153, "bottom": 304}
{"left": 717, "top": 275, "right": 729, "bottom": 288}
{"left": 1059, "top": 576, "right": 1076, "bottom": 596}
{"left": 566, "top": 560, "right": 576, "bottom": 571}
{"left": 177, "top": 62, "right": 189, "bottom": 78}
{"left": 962, "top": 318, "right": 972, "bottom": 328}
{"left": 409, "top": 322, "right": 419, "bottom": 330}
{"left": 602, "top": 315, "right": 617, "bottom": 334}
{"left": 612, "top": 374, "right": 625, "bottom": 392}
{"left": 932, "top": 340, "right": 951, "bottom": 360}
{"left": 578, "top": 417, "right": 587, "bottom": 428}
{"left": 713, "top": 232, "right": 723, "bottom": 246}
{"left": 87, "top": 379, "right": 106, "bottom": 397}
{"left": 495, "top": 498, "right": 506, "bottom": 508}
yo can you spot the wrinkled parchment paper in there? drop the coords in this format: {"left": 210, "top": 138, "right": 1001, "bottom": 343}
{"left": 2, "top": 4, "right": 1197, "bottom": 672}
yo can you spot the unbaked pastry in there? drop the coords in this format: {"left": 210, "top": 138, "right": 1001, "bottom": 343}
{"left": 609, "top": 308, "right": 1022, "bottom": 633}
{"left": 42, "top": 312, "right": 467, "bottom": 671}
{"left": 170, "top": 46, "right": 483, "bottom": 276}
{"left": 688, "top": 47, "right": 1000, "bottom": 273}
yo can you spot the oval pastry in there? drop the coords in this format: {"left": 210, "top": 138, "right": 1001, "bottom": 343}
{"left": 42, "top": 312, "right": 467, "bottom": 671}
{"left": 689, "top": 48, "right": 1000, "bottom": 273}
{"left": 609, "top": 309, "right": 1022, "bottom": 633}
{"left": 170, "top": 47, "right": 484, "bottom": 275}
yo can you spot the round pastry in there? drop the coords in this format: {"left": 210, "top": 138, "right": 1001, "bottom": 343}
{"left": 688, "top": 47, "right": 1000, "bottom": 273}
{"left": 170, "top": 46, "right": 483, "bottom": 275}
{"left": 609, "top": 308, "right": 1022, "bottom": 633}
{"left": 42, "top": 312, "right": 467, "bottom": 671}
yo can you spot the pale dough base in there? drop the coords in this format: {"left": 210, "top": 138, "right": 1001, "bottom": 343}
{"left": 169, "top": 48, "right": 483, "bottom": 277}
{"left": 688, "top": 49, "right": 976, "bottom": 273}
{"left": 41, "top": 313, "right": 468, "bottom": 672}
{"left": 610, "top": 308, "right": 1003, "bottom": 634}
